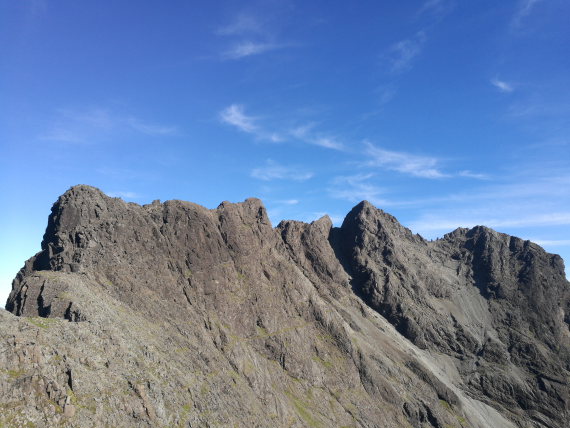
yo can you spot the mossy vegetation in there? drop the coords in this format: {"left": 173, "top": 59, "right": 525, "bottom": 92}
{"left": 255, "top": 326, "right": 269, "bottom": 337}
{"left": 456, "top": 415, "right": 468, "bottom": 426}
{"left": 37, "top": 271, "right": 60, "bottom": 279}
{"left": 284, "top": 390, "right": 322, "bottom": 428}
{"left": 0, "top": 416, "right": 36, "bottom": 428}
{"left": 1, "top": 368, "right": 26, "bottom": 379}
{"left": 48, "top": 399, "right": 63, "bottom": 414}
{"left": 27, "top": 317, "right": 59, "bottom": 329}
{"left": 66, "top": 387, "right": 77, "bottom": 405}
{"left": 312, "top": 355, "right": 333, "bottom": 369}
{"left": 440, "top": 399, "right": 470, "bottom": 427}
{"left": 176, "top": 402, "right": 193, "bottom": 428}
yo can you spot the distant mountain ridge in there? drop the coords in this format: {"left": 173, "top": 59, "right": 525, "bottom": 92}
{"left": 1, "top": 185, "right": 569, "bottom": 427}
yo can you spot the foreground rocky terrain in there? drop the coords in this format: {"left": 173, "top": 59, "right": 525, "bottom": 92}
{"left": 1, "top": 185, "right": 569, "bottom": 427}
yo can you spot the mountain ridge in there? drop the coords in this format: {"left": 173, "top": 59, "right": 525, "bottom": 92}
{"left": 1, "top": 184, "right": 569, "bottom": 428}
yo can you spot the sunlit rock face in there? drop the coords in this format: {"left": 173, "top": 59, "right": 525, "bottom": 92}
{"left": 2, "top": 185, "right": 569, "bottom": 428}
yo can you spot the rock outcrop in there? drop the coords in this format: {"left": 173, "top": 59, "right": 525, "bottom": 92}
{"left": 1, "top": 185, "right": 569, "bottom": 427}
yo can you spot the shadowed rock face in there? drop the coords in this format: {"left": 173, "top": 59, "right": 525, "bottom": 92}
{"left": 2, "top": 185, "right": 569, "bottom": 428}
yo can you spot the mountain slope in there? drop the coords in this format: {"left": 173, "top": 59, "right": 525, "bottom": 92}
{"left": 2, "top": 185, "right": 569, "bottom": 427}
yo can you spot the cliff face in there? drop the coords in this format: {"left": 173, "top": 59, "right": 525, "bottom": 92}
{"left": 2, "top": 185, "right": 569, "bottom": 428}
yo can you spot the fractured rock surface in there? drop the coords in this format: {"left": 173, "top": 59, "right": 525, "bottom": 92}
{"left": 1, "top": 185, "right": 569, "bottom": 427}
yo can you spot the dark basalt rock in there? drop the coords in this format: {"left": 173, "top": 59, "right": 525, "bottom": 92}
{"left": 2, "top": 185, "right": 569, "bottom": 428}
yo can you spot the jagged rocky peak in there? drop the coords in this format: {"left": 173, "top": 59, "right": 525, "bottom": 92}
{"left": 2, "top": 184, "right": 570, "bottom": 428}
{"left": 341, "top": 200, "right": 418, "bottom": 236}
{"left": 7, "top": 185, "right": 276, "bottom": 319}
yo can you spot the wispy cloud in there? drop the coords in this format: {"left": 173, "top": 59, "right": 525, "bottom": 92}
{"left": 496, "top": 213, "right": 570, "bottom": 228}
{"left": 107, "top": 191, "right": 140, "bottom": 199}
{"left": 409, "top": 212, "right": 570, "bottom": 234}
{"left": 290, "top": 123, "right": 345, "bottom": 151}
{"left": 385, "top": 31, "right": 427, "bottom": 74}
{"left": 531, "top": 239, "right": 570, "bottom": 247}
{"left": 400, "top": 170, "right": 570, "bottom": 243}
{"left": 375, "top": 84, "right": 398, "bottom": 106}
{"left": 328, "top": 173, "right": 458, "bottom": 208}
{"left": 491, "top": 78, "right": 514, "bottom": 93}
{"left": 418, "top": 0, "right": 445, "bottom": 15}
{"left": 220, "top": 104, "right": 258, "bottom": 133}
{"left": 329, "top": 174, "right": 390, "bottom": 206}
{"left": 219, "top": 105, "right": 343, "bottom": 149}
{"left": 416, "top": 0, "right": 453, "bottom": 22}
{"left": 216, "top": 12, "right": 286, "bottom": 60}
{"left": 359, "top": 85, "right": 399, "bottom": 121}
{"left": 325, "top": 167, "right": 570, "bottom": 248}
{"left": 511, "top": 0, "right": 543, "bottom": 29}
{"left": 217, "top": 13, "right": 264, "bottom": 36}
{"left": 507, "top": 98, "right": 570, "bottom": 119}
{"left": 273, "top": 199, "right": 300, "bottom": 205}
{"left": 219, "top": 104, "right": 284, "bottom": 142}
{"left": 222, "top": 41, "right": 281, "bottom": 60}
{"left": 368, "top": 1, "right": 450, "bottom": 115}
{"left": 313, "top": 137, "right": 344, "bottom": 151}
{"left": 467, "top": 174, "right": 570, "bottom": 201}
{"left": 365, "top": 141, "right": 447, "bottom": 178}
{"left": 504, "top": 95, "right": 570, "bottom": 143}
{"left": 290, "top": 123, "right": 315, "bottom": 140}
{"left": 40, "top": 107, "right": 178, "bottom": 143}
{"left": 251, "top": 159, "right": 313, "bottom": 181}
{"left": 458, "top": 170, "right": 490, "bottom": 180}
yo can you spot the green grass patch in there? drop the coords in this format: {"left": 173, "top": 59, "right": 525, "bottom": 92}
{"left": 456, "top": 415, "right": 467, "bottom": 425}
{"left": 256, "top": 326, "right": 269, "bottom": 337}
{"left": 285, "top": 390, "right": 321, "bottom": 428}
{"left": 66, "top": 387, "right": 77, "bottom": 405}
{"left": 1, "top": 368, "right": 26, "bottom": 379}
{"left": 312, "top": 355, "right": 333, "bottom": 369}
{"left": 27, "top": 317, "right": 59, "bottom": 329}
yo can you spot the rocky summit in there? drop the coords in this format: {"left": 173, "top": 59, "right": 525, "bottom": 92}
{"left": 1, "top": 185, "right": 569, "bottom": 428}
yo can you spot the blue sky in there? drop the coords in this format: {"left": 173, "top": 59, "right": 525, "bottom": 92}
{"left": 1, "top": 0, "right": 569, "bottom": 305}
